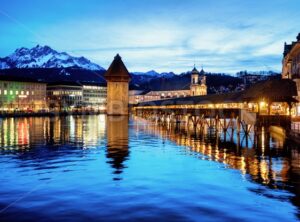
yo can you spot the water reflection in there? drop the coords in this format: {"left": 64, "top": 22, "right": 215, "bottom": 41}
{"left": 0, "top": 115, "right": 130, "bottom": 180}
{"left": 0, "top": 115, "right": 106, "bottom": 151}
{"left": 134, "top": 115, "right": 300, "bottom": 214}
{"left": 106, "top": 116, "right": 129, "bottom": 180}
{"left": 0, "top": 115, "right": 299, "bottom": 220}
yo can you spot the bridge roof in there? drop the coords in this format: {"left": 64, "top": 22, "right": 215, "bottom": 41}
{"left": 138, "top": 92, "right": 243, "bottom": 106}
{"left": 137, "top": 79, "right": 297, "bottom": 106}
{"left": 242, "top": 79, "right": 297, "bottom": 102}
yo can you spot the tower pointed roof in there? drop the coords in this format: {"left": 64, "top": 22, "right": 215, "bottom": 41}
{"left": 191, "top": 66, "right": 199, "bottom": 75}
{"left": 104, "top": 54, "right": 130, "bottom": 82}
{"left": 199, "top": 68, "right": 205, "bottom": 75}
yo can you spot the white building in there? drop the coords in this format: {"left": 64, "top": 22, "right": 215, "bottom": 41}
{"left": 129, "top": 66, "right": 207, "bottom": 104}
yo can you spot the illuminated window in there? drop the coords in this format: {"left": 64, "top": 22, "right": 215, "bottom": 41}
{"left": 4, "top": 90, "right": 7, "bottom": 95}
{"left": 10, "top": 90, "right": 13, "bottom": 95}
{"left": 21, "top": 91, "right": 24, "bottom": 95}
{"left": 16, "top": 91, "right": 19, "bottom": 95}
{"left": 32, "top": 91, "right": 34, "bottom": 95}
{"left": 26, "top": 91, "right": 29, "bottom": 95}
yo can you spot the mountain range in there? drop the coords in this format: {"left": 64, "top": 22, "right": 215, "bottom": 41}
{"left": 0, "top": 45, "right": 280, "bottom": 92}
{"left": 0, "top": 45, "right": 178, "bottom": 77}
{"left": 0, "top": 45, "right": 104, "bottom": 70}
{"left": 132, "top": 70, "right": 175, "bottom": 78}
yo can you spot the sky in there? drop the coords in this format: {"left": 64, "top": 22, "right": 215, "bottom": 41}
{"left": 0, "top": 0, "right": 299, "bottom": 74}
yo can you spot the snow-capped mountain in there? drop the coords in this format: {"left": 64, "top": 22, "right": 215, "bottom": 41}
{"left": 0, "top": 45, "right": 104, "bottom": 70}
{"left": 132, "top": 70, "right": 175, "bottom": 78}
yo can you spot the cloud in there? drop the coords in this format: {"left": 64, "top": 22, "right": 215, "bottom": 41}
{"left": 1, "top": 0, "right": 299, "bottom": 73}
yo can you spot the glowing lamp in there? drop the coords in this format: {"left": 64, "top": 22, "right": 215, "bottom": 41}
{"left": 260, "top": 101, "right": 266, "bottom": 107}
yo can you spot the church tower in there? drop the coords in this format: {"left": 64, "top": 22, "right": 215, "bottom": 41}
{"left": 190, "top": 66, "right": 207, "bottom": 96}
{"left": 104, "top": 54, "right": 131, "bottom": 115}
{"left": 191, "top": 67, "right": 199, "bottom": 85}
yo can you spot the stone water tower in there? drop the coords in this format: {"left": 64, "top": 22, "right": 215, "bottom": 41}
{"left": 104, "top": 54, "right": 131, "bottom": 115}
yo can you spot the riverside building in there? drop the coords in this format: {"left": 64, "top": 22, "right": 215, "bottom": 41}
{"left": 82, "top": 83, "right": 107, "bottom": 111}
{"left": 129, "top": 66, "right": 207, "bottom": 104}
{"left": 282, "top": 33, "right": 300, "bottom": 115}
{"left": 0, "top": 76, "right": 47, "bottom": 112}
{"left": 47, "top": 82, "right": 83, "bottom": 111}
{"left": 47, "top": 81, "right": 107, "bottom": 111}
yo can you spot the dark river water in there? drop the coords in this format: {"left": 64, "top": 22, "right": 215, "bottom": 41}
{"left": 0, "top": 115, "right": 299, "bottom": 221}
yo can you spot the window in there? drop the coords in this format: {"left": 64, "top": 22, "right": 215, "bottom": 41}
{"left": 10, "top": 90, "right": 13, "bottom": 95}
{"left": 16, "top": 91, "right": 19, "bottom": 95}
{"left": 4, "top": 90, "right": 7, "bottom": 95}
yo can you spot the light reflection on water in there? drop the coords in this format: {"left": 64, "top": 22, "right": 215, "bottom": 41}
{"left": 136, "top": 117, "right": 292, "bottom": 185}
{"left": 0, "top": 115, "right": 299, "bottom": 221}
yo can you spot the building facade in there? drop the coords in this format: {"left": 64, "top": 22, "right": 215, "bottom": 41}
{"left": 129, "top": 66, "right": 207, "bottom": 104}
{"left": 282, "top": 33, "right": 300, "bottom": 115}
{"left": 47, "top": 82, "right": 83, "bottom": 111}
{"left": 236, "top": 72, "right": 269, "bottom": 86}
{"left": 282, "top": 33, "right": 300, "bottom": 79}
{"left": 47, "top": 82, "right": 107, "bottom": 111}
{"left": 129, "top": 90, "right": 190, "bottom": 104}
{"left": 0, "top": 76, "right": 47, "bottom": 112}
{"left": 82, "top": 83, "right": 107, "bottom": 111}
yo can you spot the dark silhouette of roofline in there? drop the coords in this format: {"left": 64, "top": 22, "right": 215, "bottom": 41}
{"left": 0, "top": 74, "right": 45, "bottom": 83}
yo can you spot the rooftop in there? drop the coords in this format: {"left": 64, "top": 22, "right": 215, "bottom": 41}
{"left": 284, "top": 33, "right": 300, "bottom": 56}
{"left": 242, "top": 79, "right": 297, "bottom": 102}
{"left": 191, "top": 67, "right": 199, "bottom": 75}
{"left": 104, "top": 54, "right": 130, "bottom": 81}
{"left": 47, "top": 81, "right": 83, "bottom": 87}
{"left": 0, "top": 74, "right": 45, "bottom": 83}
{"left": 47, "top": 81, "right": 106, "bottom": 87}
{"left": 199, "top": 68, "right": 205, "bottom": 75}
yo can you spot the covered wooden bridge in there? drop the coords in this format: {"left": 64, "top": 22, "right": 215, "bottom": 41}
{"left": 133, "top": 79, "right": 298, "bottom": 134}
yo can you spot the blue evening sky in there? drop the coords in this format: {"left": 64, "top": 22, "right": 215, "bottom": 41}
{"left": 0, "top": 0, "right": 299, "bottom": 73}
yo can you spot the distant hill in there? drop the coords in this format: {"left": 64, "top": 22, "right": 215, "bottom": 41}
{"left": 0, "top": 68, "right": 106, "bottom": 84}
{"left": 132, "top": 70, "right": 175, "bottom": 78}
{"left": 139, "top": 72, "right": 244, "bottom": 93}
